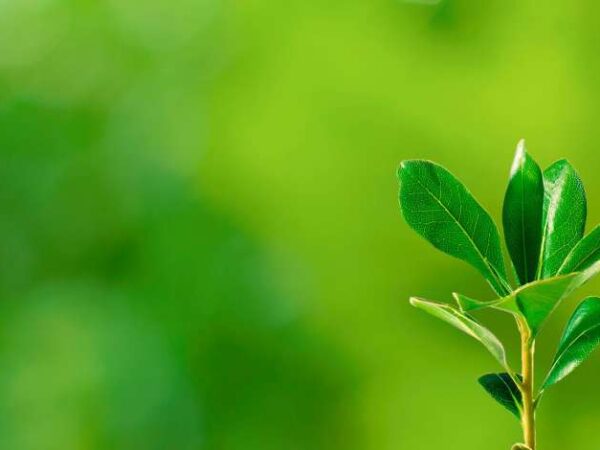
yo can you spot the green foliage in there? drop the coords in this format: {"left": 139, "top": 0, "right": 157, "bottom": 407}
{"left": 456, "top": 273, "right": 580, "bottom": 338}
{"left": 539, "top": 159, "right": 587, "bottom": 278}
{"left": 558, "top": 225, "right": 600, "bottom": 275}
{"left": 478, "top": 373, "right": 522, "bottom": 419}
{"left": 543, "top": 297, "right": 600, "bottom": 390}
{"left": 399, "top": 141, "right": 600, "bottom": 447}
{"left": 409, "top": 297, "right": 508, "bottom": 370}
{"left": 398, "top": 160, "right": 509, "bottom": 296}
{"left": 503, "top": 140, "right": 544, "bottom": 285}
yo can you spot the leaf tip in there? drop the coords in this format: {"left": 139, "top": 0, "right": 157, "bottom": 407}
{"left": 451, "top": 292, "right": 461, "bottom": 308}
{"left": 451, "top": 292, "right": 471, "bottom": 312}
{"left": 546, "top": 158, "right": 574, "bottom": 175}
{"left": 510, "top": 139, "right": 527, "bottom": 174}
{"left": 398, "top": 159, "right": 414, "bottom": 172}
{"left": 397, "top": 160, "right": 413, "bottom": 180}
{"left": 476, "top": 373, "right": 488, "bottom": 386}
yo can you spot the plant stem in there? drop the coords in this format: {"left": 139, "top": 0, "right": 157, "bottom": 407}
{"left": 518, "top": 318, "right": 536, "bottom": 450}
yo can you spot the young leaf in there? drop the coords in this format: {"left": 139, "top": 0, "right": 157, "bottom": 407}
{"left": 538, "top": 160, "right": 587, "bottom": 279}
{"left": 409, "top": 297, "right": 508, "bottom": 370}
{"left": 478, "top": 372, "right": 522, "bottom": 419}
{"left": 452, "top": 291, "right": 520, "bottom": 315}
{"left": 543, "top": 297, "right": 600, "bottom": 389}
{"left": 502, "top": 140, "right": 544, "bottom": 285}
{"left": 511, "top": 273, "right": 579, "bottom": 338}
{"left": 558, "top": 225, "right": 600, "bottom": 276}
{"left": 398, "top": 160, "right": 509, "bottom": 296}
{"left": 453, "top": 292, "right": 492, "bottom": 313}
{"left": 512, "top": 445, "right": 532, "bottom": 450}
{"left": 454, "top": 273, "right": 579, "bottom": 338}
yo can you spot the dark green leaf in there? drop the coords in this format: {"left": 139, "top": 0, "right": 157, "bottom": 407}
{"left": 398, "top": 160, "right": 509, "bottom": 295}
{"left": 543, "top": 297, "right": 600, "bottom": 389}
{"left": 502, "top": 140, "right": 544, "bottom": 285}
{"left": 538, "top": 160, "right": 586, "bottom": 279}
{"left": 409, "top": 297, "right": 509, "bottom": 370}
{"left": 558, "top": 225, "right": 600, "bottom": 276}
{"left": 478, "top": 372, "right": 522, "bottom": 419}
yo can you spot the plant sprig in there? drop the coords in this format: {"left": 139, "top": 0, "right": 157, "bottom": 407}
{"left": 398, "top": 140, "right": 600, "bottom": 450}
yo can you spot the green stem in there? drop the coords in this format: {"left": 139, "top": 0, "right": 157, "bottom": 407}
{"left": 518, "top": 317, "right": 536, "bottom": 450}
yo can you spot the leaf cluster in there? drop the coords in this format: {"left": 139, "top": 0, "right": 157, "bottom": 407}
{"left": 399, "top": 140, "right": 600, "bottom": 420}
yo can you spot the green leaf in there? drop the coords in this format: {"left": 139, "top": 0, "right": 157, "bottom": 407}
{"left": 502, "top": 140, "right": 544, "bottom": 285}
{"left": 398, "top": 160, "right": 509, "bottom": 296}
{"left": 543, "top": 297, "right": 600, "bottom": 390}
{"left": 453, "top": 292, "right": 491, "bottom": 312}
{"left": 558, "top": 225, "right": 600, "bottom": 276}
{"left": 478, "top": 372, "right": 522, "bottom": 419}
{"left": 409, "top": 297, "right": 508, "bottom": 370}
{"left": 454, "top": 273, "right": 579, "bottom": 338}
{"left": 510, "top": 274, "right": 579, "bottom": 338}
{"left": 452, "top": 291, "right": 519, "bottom": 315}
{"left": 538, "top": 160, "right": 587, "bottom": 279}
{"left": 575, "top": 260, "right": 600, "bottom": 287}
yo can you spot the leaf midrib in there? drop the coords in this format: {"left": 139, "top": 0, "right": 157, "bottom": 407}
{"left": 496, "top": 374, "right": 522, "bottom": 416}
{"left": 409, "top": 171, "right": 506, "bottom": 294}
{"left": 537, "top": 170, "right": 566, "bottom": 279}
{"left": 518, "top": 165, "right": 529, "bottom": 282}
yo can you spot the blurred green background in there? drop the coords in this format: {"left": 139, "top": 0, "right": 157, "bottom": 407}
{"left": 1, "top": 0, "right": 600, "bottom": 449}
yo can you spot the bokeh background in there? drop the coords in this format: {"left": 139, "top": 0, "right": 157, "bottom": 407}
{"left": 1, "top": 0, "right": 600, "bottom": 449}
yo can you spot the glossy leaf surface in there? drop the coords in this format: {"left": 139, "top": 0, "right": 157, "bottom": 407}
{"left": 559, "top": 225, "right": 600, "bottom": 275}
{"left": 543, "top": 297, "right": 600, "bottom": 389}
{"left": 502, "top": 141, "right": 544, "bottom": 285}
{"left": 478, "top": 372, "right": 522, "bottom": 419}
{"left": 409, "top": 297, "right": 508, "bottom": 369}
{"left": 539, "top": 160, "right": 586, "bottom": 279}
{"left": 398, "top": 160, "right": 509, "bottom": 295}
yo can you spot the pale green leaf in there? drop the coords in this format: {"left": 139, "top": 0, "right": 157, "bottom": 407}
{"left": 410, "top": 297, "right": 508, "bottom": 370}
